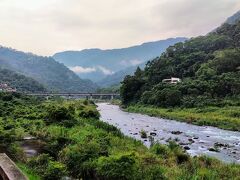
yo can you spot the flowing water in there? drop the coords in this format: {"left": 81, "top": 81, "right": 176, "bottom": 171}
{"left": 97, "top": 103, "right": 240, "bottom": 163}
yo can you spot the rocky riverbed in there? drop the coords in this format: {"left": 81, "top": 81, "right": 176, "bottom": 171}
{"left": 97, "top": 103, "right": 240, "bottom": 163}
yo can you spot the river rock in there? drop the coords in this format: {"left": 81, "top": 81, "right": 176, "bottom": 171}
{"left": 171, "top": 131, "right": 182, "bottom": 135}
{"left": 184, "top": 146, "right": 190, "bottom": 150}
{"left": 214, "top": 142, "right": 230, "bottom": 148}
{"left": 188, "top": 139, "right": 195, "bottom": 143}
{"left": 179, "top": 142, "right": 189, "bottom": 146}
{"left": 23, "top": 136, "right": 36, "bottom": 140}
{"left": 208, "top": 147, "right": 220, "bottom": 152}
{"left": 150, "top": 132, "right": 157, "bottom": 136}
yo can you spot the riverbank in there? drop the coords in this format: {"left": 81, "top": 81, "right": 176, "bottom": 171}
{"left": 1, "top": 93, "right": 240, "bottom": 179}
{"left": 125, "top": 105, "right": 240, "bottom": 131}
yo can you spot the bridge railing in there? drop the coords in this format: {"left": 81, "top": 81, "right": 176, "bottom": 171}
{"left": 26, "top": 93, "right": 120, "bottom": 100}
{"left": 0, "top": 153, "right": 27, "bottom": 180}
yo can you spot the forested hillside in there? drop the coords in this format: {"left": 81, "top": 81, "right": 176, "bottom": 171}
{"left": 0, "top": 68, "right": 46, "bottom": 92}
{"left": 121, "top": 21, "right": 240, "bottom": 107}
{"left": 0, "top": 47, "right": 97, "bottom": 92}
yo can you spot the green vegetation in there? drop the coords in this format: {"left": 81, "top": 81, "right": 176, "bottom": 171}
{"left": 17, "top": 163, "right": 41, "bottom": 180}
{"left": 126, "top": 105, "right": 240, "bottom": 131}
{"left": 0, "top": 68, "right": 46, "bottom": 92}
{"left": 121, "top": 22, "right": 240, "bottom": 107}
{"left": 121, "top": 21, "right": 240, "bottom": 130}
{"left": 0, "top": 46, "right": 97, "bottom": 92}
{"left": 0, "top": 92, "right": 239, "bottom": 179}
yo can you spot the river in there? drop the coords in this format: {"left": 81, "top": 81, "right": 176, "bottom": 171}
{"left": 97, "top": 103, "right": 240, "bottom": 164}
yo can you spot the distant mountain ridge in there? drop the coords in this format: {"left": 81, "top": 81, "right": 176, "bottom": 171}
{"left": 225, "top": 10, "right": 240, "bottom": 24}
{"left": 53, "top": 37, "right": 187, "bottom": 83}
{"left": 0, "top": 46, "right": 97, "bottom": 92}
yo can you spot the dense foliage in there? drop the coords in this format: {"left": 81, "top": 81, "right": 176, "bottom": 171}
{"left": 0, "top": 46, "right": 97, "bottom": 92}
{"left": 0, "top": 68, "right": 46, "bottom": 92}
{"left": 0, "top": 92, "right": 239, "bottom": 179}
{"left": 121, "top": 22, "right": 240, "bottom": 108}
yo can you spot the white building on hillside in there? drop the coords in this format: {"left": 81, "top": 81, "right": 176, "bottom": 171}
{"left": 162, "top": 77, "right": 181, "bottom": 84}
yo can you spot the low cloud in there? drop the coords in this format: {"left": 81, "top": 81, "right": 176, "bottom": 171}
{"left": 120, "top": 59, "right": 143, "bottom": 66}
{"left": 70, "top": 65, "right": 114, "bottom": 75}
{"left": 98, "top": 66, "right": 114, "bottom": 75}
{"left": 70, "top": 66, "right": 96, "bottom": 74}
{"left": 130, "top": 59, "right": 142, "bottom": 66}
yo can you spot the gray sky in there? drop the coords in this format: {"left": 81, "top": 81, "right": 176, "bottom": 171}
{"left": 0, "top": 0, "right": 239, "bottom": 56}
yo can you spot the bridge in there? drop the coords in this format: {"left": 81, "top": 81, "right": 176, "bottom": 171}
{"left": 0, "top": 154, "right": 27, "bottom": 180}
{"left": 27, "top": 92, "right": 120, "bottom": 100}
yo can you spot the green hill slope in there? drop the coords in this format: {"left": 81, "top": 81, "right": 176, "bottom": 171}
{"left": 0, "top": 47, "right": 97, "bottom": 92}
{"left": 0, "top": 68, "right": 46, "bottom": 92}
{"left": 121, "top": 21, "right": 240, "bottom": 107}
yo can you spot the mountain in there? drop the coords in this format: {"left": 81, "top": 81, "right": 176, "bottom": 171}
{"left": 121, "top": 16, "right": 240, "bottom": 107}
{"left": 97, "top": 63, "right": 146, "bottom": 87}
{"left": 0, "top": 68, "right": 46, "bottom": 92}
{"left": 0, "top": 46, "right": 97, "bottom": 92}
{"left": 53, "top": 38, "right": 187, "bottom": 82}
{"left": 225, "top": 10, "right": 240, "bottom": 24}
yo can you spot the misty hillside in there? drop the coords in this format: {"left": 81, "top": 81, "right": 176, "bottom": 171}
{"left": 97, "top": 63, "right": 146, "bottom": 87}
{"left": 53, "top": 38, "right": 187, "bottom": 82}
{"left": 0, "top": 46, "right": 97, "bottom": 92}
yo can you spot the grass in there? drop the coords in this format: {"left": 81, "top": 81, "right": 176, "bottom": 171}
{"left": 126, "top": 105, "right": 240, "bottom": 131}
{"left": 17, "top": 163, "right": 41, "bottom": 180}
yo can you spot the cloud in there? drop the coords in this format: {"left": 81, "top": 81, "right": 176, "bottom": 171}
{"left": 69, "top": 65, "right": 114, "bottom": 75}
{"left": 97, "top": 66, "right": 114, "bottom": 75}
{"left": 0, "top": 0, "right": 239, "bottom": 55}
{"left": 69, "top": 66, "right": 96, "bottom": 74}
{"left": 120, "top": 59, "right": 143, "bottom": 66}
{"left": 130, "top": 59, "right": 142, "bottom": 66}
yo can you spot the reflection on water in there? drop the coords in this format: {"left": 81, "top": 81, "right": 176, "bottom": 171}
{"left": 21, "top": 136, "right": 44, "bottom": 158}
{"left": 97, "top": 103, "right": 240, "bottom": 163}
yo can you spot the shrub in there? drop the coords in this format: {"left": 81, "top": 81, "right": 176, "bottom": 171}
{"left": 142, "top": 165, "right": 166, "bottom": 180}
{"left": 79, "top": 106, "right": 100, "bottom": 119}
{"left": 45, "top": 105, "right": 76, "bottom": 126}
{"left": 96, "top": 153, "right": 137, "bottom": 180}
{"left": 150, "top": 143, "right": 170, "bottom": 158}
{"left": 140, "top": 129, "right": 147, "bottom": 138}
{"left": 175, "top": 152, "right": 190, "bottom": 164}
{"left": 60, "top": 141, "right": 108, "bottom": 178}
{"left": 28, "top": 154, "right": 67, "bottom": 180}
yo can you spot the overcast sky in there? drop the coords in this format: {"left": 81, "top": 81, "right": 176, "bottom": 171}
{"left": 0, "top": 0, "right": 239, "bottom": 56}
